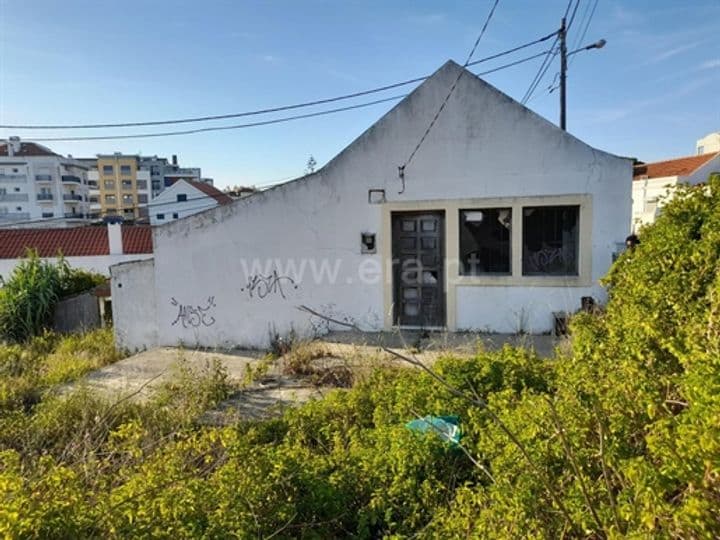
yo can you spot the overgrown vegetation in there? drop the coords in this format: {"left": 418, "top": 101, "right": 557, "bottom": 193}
{"left": 0, "top": 252, "right": 106, "bottom": 343}
{"left": 1, "top": 178, "right": 719, "bottom": 537}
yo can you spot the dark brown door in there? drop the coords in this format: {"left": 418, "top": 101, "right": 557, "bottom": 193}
{"left": 392, "top": 211, "right": 445, "bottom": 327}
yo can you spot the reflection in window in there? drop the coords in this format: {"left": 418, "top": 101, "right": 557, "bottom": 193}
{"left": 459, "top": 208, "right": 511, "bottom": 275}
{"left": 522, "top": 205, "right": 579, "bottom": 276}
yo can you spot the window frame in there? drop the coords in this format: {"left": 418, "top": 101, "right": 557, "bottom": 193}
{"left": 458, "top": 207, "right": 512, "bottom": 276}
{"left": 521, "top": 204, "right": 580, "bottom": 277}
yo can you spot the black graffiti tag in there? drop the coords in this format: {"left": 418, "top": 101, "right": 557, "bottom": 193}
{"left": 241, "top": 270, "right": 298, "bottom": 299}
{"left": 170, "top": 296, "right": 216, "bottom": 328}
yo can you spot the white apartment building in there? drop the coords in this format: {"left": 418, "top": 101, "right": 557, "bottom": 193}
{"left": 697, "top": 132, "right": 720, "bottom": 155}
{"left": 0, "top": 137, "right": 90, "bottom": 227}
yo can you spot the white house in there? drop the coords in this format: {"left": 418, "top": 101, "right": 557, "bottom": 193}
{"left": 696, "top": 132, "right": 720, "bottom": 155}
{"left": 111, "top": 61, "right": 632, "bottom": 351}
{"left": 149, "top": 179, "right": 232, "bottom": 225}
{"left": 0, "top": 138, "right": 91, "bottom": 227}
{"left": 0, "top": 223, "right": 153, "bottom": 280}
{"left": 632, "top": 152, "right": 720, "bottom": 230}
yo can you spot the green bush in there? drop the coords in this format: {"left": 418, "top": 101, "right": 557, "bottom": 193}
{"left": 0, "top": 252, "right": 105, "bottom": 343}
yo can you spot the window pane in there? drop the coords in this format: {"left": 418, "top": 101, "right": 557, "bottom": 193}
{"left": 522, "top": 205, "right": 579, "bottom": 276}
{"left": 459, "top": 208, "right": 512, "bottom": 275}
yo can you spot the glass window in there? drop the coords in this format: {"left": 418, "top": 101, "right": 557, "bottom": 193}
{"left": 522, "top": 205, "right": 579, "bottom": 276}
{"left": 122, "top": 180, "right": 133, "bottom": 190}
{"left": 105, "top": 194, "right": 116, "bottom": 204}
{"left": 176, "top": 193, "right": 187, "bottom": 202}
{"left": 122, "top": 194, "right": 133, "bottom": 205}
{"left": 104, "top": 180, "right": 115, "bottom": 190}
{"left": 102, "top": 165, "right": 114, "bottom": 174}
{"left": 120, "top": 165, "right": 132, "bottom": 175}
{"left": 138, "top": 194, "right": 148, "bottom": 204}
{"left": 172, "top": 212, "right": 179, "bottom": 219}
{"left": 156, "top": 213, "right": 165, "bottom": 220}
{"left": 459, "top": 208, "right": 512, "bottom": 275}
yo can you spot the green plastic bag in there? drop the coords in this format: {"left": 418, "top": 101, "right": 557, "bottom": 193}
{"left": 405, "top": 415, "right": 462, "bottom": 446}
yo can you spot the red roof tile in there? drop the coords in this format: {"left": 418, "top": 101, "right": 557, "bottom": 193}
{"left": 633, "top": 153, "right": 719, "bottom": 180}
{"left": 0, "top": 225, "right": 153, "bottom": 259}
{"left": 121, "top": 226, "right": 153, "bottom": 254}
{"left": 0, "top": 141, "right": 58, "bottom": 157}
{"left": 187, "top": 180, "right": 234, "bottom": 205}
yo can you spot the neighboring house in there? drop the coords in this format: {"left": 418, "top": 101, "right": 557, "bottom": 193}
{"left": 696, "top": 131, "right": 720, "bottom": 155}
{"left": 111, "top": 60, "right": 632, "bottom": 351}
{"left": 0, "top": 223, "right": 153, "bottom": 280}
{"left": 149, "top": 179, "right": 233, "bottom": 225}
{"left": 0, "top": 137, "right": 91, "bottom": 227}
{"left": 632, "top": 152, "right": 720, "bottom": 230}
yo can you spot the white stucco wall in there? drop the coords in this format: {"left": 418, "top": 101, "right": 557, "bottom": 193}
{"left": 149, "top": 180, "right": 219, "bottom": 226}
{"left": 110, "top": 258, "right": 157, "bottom": 351}
{"left": 0, "top": 253, "right": 153, "bottom": 281}
{"left": 119, "top": 61, "right": 631, "bottom": 349}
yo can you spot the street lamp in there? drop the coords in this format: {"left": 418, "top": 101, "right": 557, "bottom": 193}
{"left": 559, "top": 16, "right": 606, "bottom": 131}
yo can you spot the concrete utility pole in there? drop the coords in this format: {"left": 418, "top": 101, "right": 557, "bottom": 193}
{"left": 559, "top": 18, "right": 606, "bottom": 132}
{"left": 559, "top": 17, "right": 568, "bottom": 131}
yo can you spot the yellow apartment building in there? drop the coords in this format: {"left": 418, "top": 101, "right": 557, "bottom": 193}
{"left": 97, "top": 154, "right": 151, "bottom": 220}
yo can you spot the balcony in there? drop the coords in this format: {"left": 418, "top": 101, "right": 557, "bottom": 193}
{"left": 61, "top": 175, "right": 81, "bottom": 183}
{"left": 87, "top": 180, "right": 98, "bottom": 188}
{"left": 64, "top": 212, "right": 85, "bottom": 219}
{"left": 0, "top": 173, "right": 27, "bottom": 183}
{"left": 63, "top": 194, "right": 83, "bottom": 201}
{"left": 0, "top": 193, "right": 29, "bottom": 202}
{"left": 35, "top": 174, "right": 53, "bottom": 182}
{"left": 0, "top": 212, "right": 31, "bottom": 222}
{"left": 36, "top": 193, "right": 54, "bottom": 201}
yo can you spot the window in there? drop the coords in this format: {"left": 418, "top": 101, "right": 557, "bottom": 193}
{"left": 13, "top": 187, "right": 20, "bottom": 192}
{"left": 156, "top": 213, "right": 165, "bottom": 220}
{"left": 698, "top": 146, "right": 704, "bottom": 155}
{"left": 459, "top": 208, "right": 512, "bottom": 275}
{"left": 16, "top": 206, "right": 22, "bottom": 212}
{"left": 103, "top": 165, "right": 114, "bottom": 175}
{"left": 176, "top": 193, "right": 187, "bottom": 202}
{"left": 105, "top": 194, "right": 116, "bottom": 204}
{"left": 122, "top": 180, "right": 133, "bottom": 190}
{"left": 120, "top": 165, "right": 132, "bottom": 175}
{"left": 42, "top": 212, "right": 54, "bottom": 218}
{"left": 522, "top": 205, "right": 579, "bottom": 276}
{"left": 172, "top": 212, "right": 179, "bottom": 219}
{"left": 137, "top": 180, "right": 147, "bottom": 190}
{"left": 138, "top": 194, "right": 148, "bottom": 204}
{"left": 104, "top": 180, "right": 115, "bottom": 190}
{"left": 122, "top": 194, "right": 133, "bottom": 205}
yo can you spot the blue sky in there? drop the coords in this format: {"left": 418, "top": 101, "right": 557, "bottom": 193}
{"left": 0, "top": 0, "right": 718, "bottom": 189}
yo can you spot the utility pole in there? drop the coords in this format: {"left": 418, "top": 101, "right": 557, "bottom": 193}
{"left": 559, "top": 17, "right": 567, "bottom": 131}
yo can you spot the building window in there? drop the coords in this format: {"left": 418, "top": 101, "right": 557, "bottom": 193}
{"left": 122, "top": 194, "right": 133, "bottom": 205}
{"left": 103, "top": 165, "right": 114, "bottom": 174}
{"left": 120, "top": 165, "right": 132, "bottom": 175}
{"left": 104, "top": 180, "right": 115, "bottom": 190}
{"left": 122, "top": 179, "right": 133, "bottom": 190}
{"left": 138, "top": 194, "right": 148, "bottom": 204}
{"left": 698, "top": 145, "right": 704, "bottom": 155}
{"left": 156, "top": 213, "right": 165, "bottom": 220}
{"left": 176, "top": 193, "right": 187, "bottom": 202}
{"left": 15, "top": 206, "right": 22, "bottom": 211}
{"left": 172, "top": 212, "right": 179, "bottom": 219}
{"left": 459, "top": 208, "right": 512, "bottom": 275}
{"left": 522, "top": 205, "right": 579, "bottom": 276}
{"left": 137, "top": 180, "right": 147, "bottom": 190}
{"left": 105, "top": 194, "right": 116, "bottom": 204}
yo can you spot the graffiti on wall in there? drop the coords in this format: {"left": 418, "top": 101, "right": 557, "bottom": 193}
{"left": 170, "top": 296, "right": 217, "bottom": 328}
{"left": 241, "top": 270, "right": 298, "bottom": 300}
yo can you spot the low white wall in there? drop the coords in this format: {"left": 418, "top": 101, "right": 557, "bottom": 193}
{"left": 0, "top": 253, "right": 153, "bottom": 281}
{"left": 110, "top": 258, "right": 157, "bottom": 352}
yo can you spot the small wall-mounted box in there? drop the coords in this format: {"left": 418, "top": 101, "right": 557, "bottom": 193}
{"left": 361, "top": 232, "right": 376, "bottom": 254}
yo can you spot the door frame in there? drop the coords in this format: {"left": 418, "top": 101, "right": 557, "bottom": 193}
{"left": 390, "top": 210, "right": 446, "bottom": 328}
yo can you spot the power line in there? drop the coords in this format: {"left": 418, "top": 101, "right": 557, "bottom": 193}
{"left": 26, "top": 48, "right": 551, "bottom": 144}
{"left": 569, "top": 0, "right": 599, "bottom": 67}
{"left": 0, "top": 30, "right": 555, "bottom": 132}
{"left": 399, "top": 0, "right": 501, "bottom": 186}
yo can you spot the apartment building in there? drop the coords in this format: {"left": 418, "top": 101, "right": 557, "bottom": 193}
{"left": 0, "top": 137, "right": 90, "bottom": 227}
{"left": 96, "top": 154, "right": 151, "bottom": 221}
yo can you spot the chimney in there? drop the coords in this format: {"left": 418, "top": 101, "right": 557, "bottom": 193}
{"left": 107, "top": 223, "right": 123, "bottom": 255}
{"left": 172, "top": 154, "right": 178, "bottom": 166}
{"left": 8, "top": 136, "right": 20, "bottom": 157}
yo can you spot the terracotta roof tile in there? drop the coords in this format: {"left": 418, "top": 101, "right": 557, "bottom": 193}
{"left": 633, "top": 153, "right": 719, "bottom": 180}
{"left": 121, "top": 226, "right": 153, "bottom": 253}
{"left": 187, "top": 180, "right": 234, "bottom": 205}
{"left": 0, "top": 141, "right": 59, "bottom": 157}
{"left": 0, "top": 226, "right": 153, "bottom": 259}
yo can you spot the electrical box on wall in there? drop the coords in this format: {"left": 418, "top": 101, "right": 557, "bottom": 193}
{"left": 361, "top": 232, "right": 376, "bottom": 254}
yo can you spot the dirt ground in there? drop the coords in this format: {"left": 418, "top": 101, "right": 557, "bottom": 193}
{"left": 68, "top": 331, "right": 560, "bottom": 423}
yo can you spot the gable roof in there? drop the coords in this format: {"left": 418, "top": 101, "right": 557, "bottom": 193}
{"left": 633, "top": 152, "right": 719, "bottom": 180}
{"left": 0, "top": 141, "right": 58, "bottom": 157}
{"left": 183, "top": 179, "right": 233, "bottom": 205}
{"left": 0, "top": 226, "right": 153, "bottom": 259}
